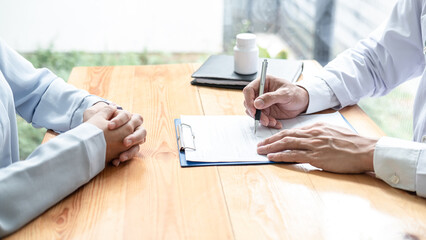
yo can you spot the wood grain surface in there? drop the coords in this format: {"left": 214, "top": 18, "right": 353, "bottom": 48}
{"left": 6, "top": 62, "right": 426, "bottom": 240}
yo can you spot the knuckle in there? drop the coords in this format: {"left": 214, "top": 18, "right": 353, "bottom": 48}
{"left": 134, "top": 114, "right": 143, "bottom": 123}
{"left": 287, "top": 151, "right": 298, "bottom": 160}
{"left": 123, "top": 110, "right": 131, "bottom": 116}
{"left": 105, "top": 105, "right": 115, "bottom": 111}
{"left": 278, "top": 130, "right": 288, "bottom": 138}
{"left": 265, "top": 145, "right": 274, "bottom": 152}
{"left": 141, "top": 128, "right": 147, "bottom": 137}
{"left": 294, "top": 129, "right": 304, "bottom": 136}
{"left": 118, "top": 110, "right": 130, "bottom": 120}
{"left": 263, "top": 143, "right": 274, "bottom": 152}
{"left": 124, "top": 124, "right": 134, "bottom": 133}
{"left": 134, "top": 144, "right": 141, "bottom": 151}
{"left": 311, "top": 139, "right": 322, "bottom": 145}
{"left": 126, "top": 113, "right": 133, "bottom": 122}
{"left": 309, "top": 127, "right": 323, "bottom": 136}
{"left": 243, "top": 87, "right": 249, "bottom": 94}
{"left": 313, "top": 122, "right": 325, "bottom": 127}
{"left": 279, "top": 136, "right": 293, "bottom": 146}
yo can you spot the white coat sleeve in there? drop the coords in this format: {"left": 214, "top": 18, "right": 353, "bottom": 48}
{"left": 319, "top": 0, "right": 424, "bottom": 108}
{"left": 298, "top": 0, "right": 426, "bottom": 197}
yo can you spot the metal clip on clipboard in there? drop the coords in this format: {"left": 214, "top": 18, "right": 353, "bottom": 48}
{"left": 177, "top": 123, "right": 196, "bottom": 151}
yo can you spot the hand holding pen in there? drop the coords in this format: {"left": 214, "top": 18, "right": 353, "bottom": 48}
{"left": 243, "top": 64, "right": 309, "bottom": 130}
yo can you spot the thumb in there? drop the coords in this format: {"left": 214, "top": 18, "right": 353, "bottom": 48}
{"left": 254, "top": 91, "right": 285, "bottom": 109}
{"left": 94, "top": 105, "right": 117, "bottom": 120}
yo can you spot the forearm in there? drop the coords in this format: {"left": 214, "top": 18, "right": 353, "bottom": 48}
{"left": 30, "top": 79, "right": 104, "bottom": 132}
{"left": 0, "top": 38, "right": 104, "bottom": 132}
{"left": 0, "top": 123, "right": 105, "bottom": 237}
{"left": 317, "top": 0, "right": 424, "bottom": 108}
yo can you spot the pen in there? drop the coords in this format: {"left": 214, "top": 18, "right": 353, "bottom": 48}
{"left": 254, "top": 59, "right": 268, "bottom": 134}
{"left": 291, "top": 62, "right": 304, "bottom": 83}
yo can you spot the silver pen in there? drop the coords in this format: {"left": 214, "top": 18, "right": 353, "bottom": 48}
{"left": 254, "top": 59, "right": 268, "bottom": 134}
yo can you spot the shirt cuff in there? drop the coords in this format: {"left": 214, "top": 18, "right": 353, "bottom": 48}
{"left": 70, "top": 95, "right": 108, "bottom": 129}
{"left": 417, "top": 150, "right": 426, "bottom": 197}
{"left": 296, "top": 77, "right": 340, "bottom": 114}
{"left": 374, "top": 136, "right": 425, "bottom": 192}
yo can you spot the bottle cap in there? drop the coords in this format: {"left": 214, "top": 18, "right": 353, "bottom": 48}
{"left": 236, "top": 33, "right": 256, "bottom": 49}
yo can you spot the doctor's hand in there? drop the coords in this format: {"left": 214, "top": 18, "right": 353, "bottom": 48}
{"left": 257, "top": 122, "right": 377, "bottom": 173}
{"left": 85, "top": 105, "right": 147, "bottom": 166}
{"left": 243, "top": 75, "right": 309, "bottom": 129}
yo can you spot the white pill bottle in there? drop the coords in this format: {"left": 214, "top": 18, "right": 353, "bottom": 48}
{"left": 233, "top": 33, "right": 259, "bottom": 75}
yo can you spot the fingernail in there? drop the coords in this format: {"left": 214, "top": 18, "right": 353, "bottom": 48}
{"left": 121, "top": 155, "right": 128, "bottom": 161}
{"left": 112, "top": 159, "right": 120, "bottom": 167}
{"left": 255, "top": 99, "right": 265, "bottom": 108}
{"left": 125, "top": 139, "right": 132, "bottom": 146}
{"left": 109, "top": 122, "right": 116, "bottom": 128}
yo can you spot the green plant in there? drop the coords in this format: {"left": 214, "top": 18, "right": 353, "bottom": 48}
{"left": 17, "top": 116, "right": 45, "bottom": 159}
{"left": 275, "top": 49, "right": 288, "bottom": 59}
{"left": 258, "top": 46, "right": 271, "bottom": 58}
{"left": 359, "top": 87, "right": 414, "bottom": 140}
{"left": 258, "top": 46, "right": 288, "bottom": 59}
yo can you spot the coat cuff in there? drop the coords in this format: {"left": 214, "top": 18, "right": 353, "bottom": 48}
{"left": 416, "top": 150, "right": 426, "bottom": 197}
{"left": 374, "top": 136, "right": 423, "bottom": 192}
{"left": 296, "top": 77, "right": 340, "bottom": 114}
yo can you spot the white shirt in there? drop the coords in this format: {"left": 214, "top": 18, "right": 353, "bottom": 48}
{"left": 298, "top": 0, "right": 426, "bottom": 197}
{"left": 0, "top": 38, "right": 107, "bottom": 236}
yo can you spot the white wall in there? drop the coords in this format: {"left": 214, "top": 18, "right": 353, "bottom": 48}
{"left": 0, "top": 0, "right": 224, "bottom": 53}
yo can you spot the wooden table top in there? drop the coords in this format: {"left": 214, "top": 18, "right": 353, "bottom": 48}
{"left": 7, "top": 61, "right": 426, "bottom": 240}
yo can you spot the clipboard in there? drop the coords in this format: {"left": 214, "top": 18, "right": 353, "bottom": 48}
{"left": 174, "top": 113, "right": 356, "bottom": 168}
{"left": 174, "top": 119, "right": 273, "bottom": 167}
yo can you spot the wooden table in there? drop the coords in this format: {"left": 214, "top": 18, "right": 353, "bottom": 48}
{"left": 7, "top": 62, "right": 426, "bottom": 239}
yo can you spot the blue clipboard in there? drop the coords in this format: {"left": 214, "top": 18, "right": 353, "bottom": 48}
{"left": 174, "top": 118, "right": 274, "bottom": 167}
{"left": 174, "top": 112, "right": 355, "bottom": 168}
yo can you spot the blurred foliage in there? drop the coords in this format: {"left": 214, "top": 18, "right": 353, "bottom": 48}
{"left": 17, "top": 116, "right": 45, "bottom": 159}
{"left": 359, "top": 87, "right": 414, "bottom": 140}
{"left": 18, "top": 49, "right": 208, "bottom": 159}
{"left": 275, "top": 49, "right": 288, "bottom": 59}
{"left": 258, "top": 46, "right": 271, "bottom": 58}
{"left": 24, "top": 47, "right": 208, "bottom": 81}
{"left": 258, "top": 46, "right": 288, "bottom": 59}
